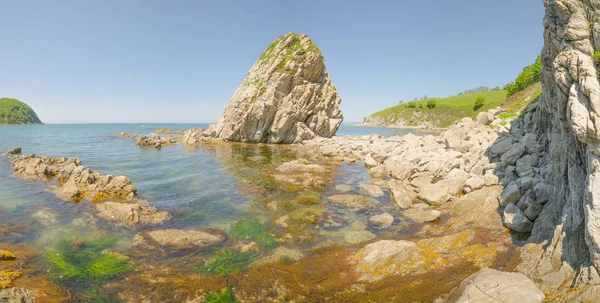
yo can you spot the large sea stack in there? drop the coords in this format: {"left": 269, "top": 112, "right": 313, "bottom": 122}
{"left": 205, "top": 32, "right": 343, "bottom": 143}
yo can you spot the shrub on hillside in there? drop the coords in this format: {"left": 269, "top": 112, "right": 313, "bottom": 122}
{"left": 474, "top": 96, "right": 485, "bottom": 110}
{"left": 426, "top": 100, "right": 436, "bottom": 109}
{"left": 406, "top": 101, "right": 417, "bottom": 108}
{"left": 505, "top": 55, "right": 541, "bottom": 96}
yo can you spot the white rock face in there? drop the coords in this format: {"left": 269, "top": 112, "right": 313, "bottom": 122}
{"left": 512, "top": 0, "right": 600, "bottom": 294}
{"left": 449, "top": 268, "right": 545, "bottom": 303}
{"left": 206, "top": 32, "right": 343, "bottom": 143}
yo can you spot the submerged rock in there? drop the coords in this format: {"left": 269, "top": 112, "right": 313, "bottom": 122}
{"left": 334, "top": 184, "right": 354, "bottom": 193}
{"left": 133, "top": 229, "right": 225, "bottom": 249}
{"left": 368, "top": 213, "right": 394, "bottom": 228}
{"left": 359, "top": 183, "right": 384, "bottom": 198}
{"left": 448, "top": 268, "right": 544, "bottom": 303}
{"left": 32, "top": 208, "right": 58, "bottom": 226}
{"left": 0, "top": 287, "right": 34, "bottom": 303}
{"left": 326, "top": 195, "right": 376, "bottom": 212}
{"left": 205, "top": 32, "right": 343, "bottom": 143}
{"left": 96, "top": 202, "right": 170, "bottom": 225}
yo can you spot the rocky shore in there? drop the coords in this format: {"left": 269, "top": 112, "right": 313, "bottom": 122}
{"left": 4, "top": 149, "right": 170, "bottom": 225}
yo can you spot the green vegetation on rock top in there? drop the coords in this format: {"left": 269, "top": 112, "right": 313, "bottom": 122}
{"left": 257, "top": 32, "right": 322, "bottom": 75}
{"left": 0, "top": 98, "right": 42, "bottom": 124}
{"left": 370, "top": 90, "right": 508, "bottom": 128}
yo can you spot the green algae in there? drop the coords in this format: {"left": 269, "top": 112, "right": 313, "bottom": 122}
{"left": 48, "top": 236, "right": 130, "bottom": 282}
{"left": 198, "top": 249, "right": 256, "bottom": 277}
{"left": 230, "top": 218, "right": 277, "bottom": 249}
{"left": 206, "top": 286, "right": 239, "bottom": 303}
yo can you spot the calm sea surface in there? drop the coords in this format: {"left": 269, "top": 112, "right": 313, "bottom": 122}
{"left": 0, "top": 123, "right": 430, "bottom": 301}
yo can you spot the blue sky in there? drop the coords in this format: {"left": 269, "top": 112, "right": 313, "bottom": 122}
{"left": 0, "top": 0, "right": 545, "bottom": 124}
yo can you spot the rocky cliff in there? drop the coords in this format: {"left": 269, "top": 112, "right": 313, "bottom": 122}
{"left": 205, "top": 32, "right": 343, "bottom": 143}
{"left": 495, "top": 0, "right": 600, "bottom": 299}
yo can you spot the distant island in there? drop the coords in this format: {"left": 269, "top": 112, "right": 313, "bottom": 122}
{"left": 0, "top": 98, "right": 42, "bottom": 124}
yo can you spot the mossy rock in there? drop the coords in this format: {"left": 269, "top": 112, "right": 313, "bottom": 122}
{"left": 230, "top": 218, "right": 278, "bottom": 249}
{"left": 198, "top": 249, "right": 256, "bottom": 277}
{"left": 48, "top": 236, "right": 131, "bottom": 282}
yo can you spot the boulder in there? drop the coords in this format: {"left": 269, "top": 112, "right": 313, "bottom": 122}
{"left": 475, "top": 111, "right": 494, "bottom": 125}
{"left": 449, "top": 268, "right": 544, "bottom": 303}
{"left": 500, "top": 183, "right": 521, "bottom": 207}
{"left": 368, "top": 165, "right": 388, "bottom": 179}
{"left": 464, "top": 176, "right": 485, "bottom": 193}
{"left": 403, "top": 204, "right": 441, "bottom": 223}
{"left": 389, "top": 180, "right": 414, "bottom": 209}
{"left": 502, "top": 203, "right": 533, "bottom": 232}
{"left": 205, "top": 32, "right": 343, "bottom": 143}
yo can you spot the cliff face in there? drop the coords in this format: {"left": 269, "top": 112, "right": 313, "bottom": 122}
{"left": 514, "top": 0, "right": 600, "bottom": 296}
{"left": 205, "top": 32, "right": 343, "bottom": 143}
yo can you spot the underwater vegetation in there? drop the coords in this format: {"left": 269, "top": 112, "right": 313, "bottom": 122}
{"left": 48, "top": 236, "right": 131, "bottom": 282}
{"left": 205, "top": 286, "right": 239, "bottom": 303}
{"left": 198, "top": 249, "right": 256, "bottom": 277}
{"left": 230, "top": 218, "right": 277, "bottom": 249}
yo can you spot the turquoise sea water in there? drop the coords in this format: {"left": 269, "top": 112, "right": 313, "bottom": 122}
{"left": 0, "top": 123, "right": 430, "bottom": 301}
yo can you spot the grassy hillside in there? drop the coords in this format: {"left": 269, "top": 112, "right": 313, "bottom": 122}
{"left": 0, "top": 98, "right": 42, "bottom": 124}
{"left": 369, "top": 90, "right": 508, "bottom": 128}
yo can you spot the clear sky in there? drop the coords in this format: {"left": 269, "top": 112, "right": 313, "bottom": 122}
{"left": 0, "top": 0, "right": 545, "bottom": 124}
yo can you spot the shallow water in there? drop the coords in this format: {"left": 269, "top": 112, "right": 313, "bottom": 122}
{"left": 0, "top": 123, "right": 437, "bottom": 301}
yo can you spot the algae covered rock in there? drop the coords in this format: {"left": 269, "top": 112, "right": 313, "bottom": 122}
{"left": 206, "top": 32, "right": 343, "bottom": 143}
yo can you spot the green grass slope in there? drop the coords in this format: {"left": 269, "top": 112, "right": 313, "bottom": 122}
{"left": 369, "top": 90, "right": 508, "bottom": 128}
{"left": 0, "top": 98, "right": 42, "bottom": 124}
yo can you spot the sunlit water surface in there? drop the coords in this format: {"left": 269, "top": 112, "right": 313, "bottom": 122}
{"left": 0, "top": 123, "right": 432, "bottom": 301}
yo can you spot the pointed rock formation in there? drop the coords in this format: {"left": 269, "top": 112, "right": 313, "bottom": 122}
{"left": 205, "top": 32, "right": 343, "bottom": 143}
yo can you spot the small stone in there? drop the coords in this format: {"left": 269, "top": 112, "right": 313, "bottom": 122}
{"left": 359, "top": 183, "right": 384, "bottom": 197}
{"left": 503, "top": 203, "right": 533, "bottom": 232}
{"left": 335, "top": 184, "right": 354, "bottom": 193}
{"left": 500, "top": 183, "right": 521, "bottom": 207}
{"left": 369, "top": 213, "right": 394, "bottom": 228}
